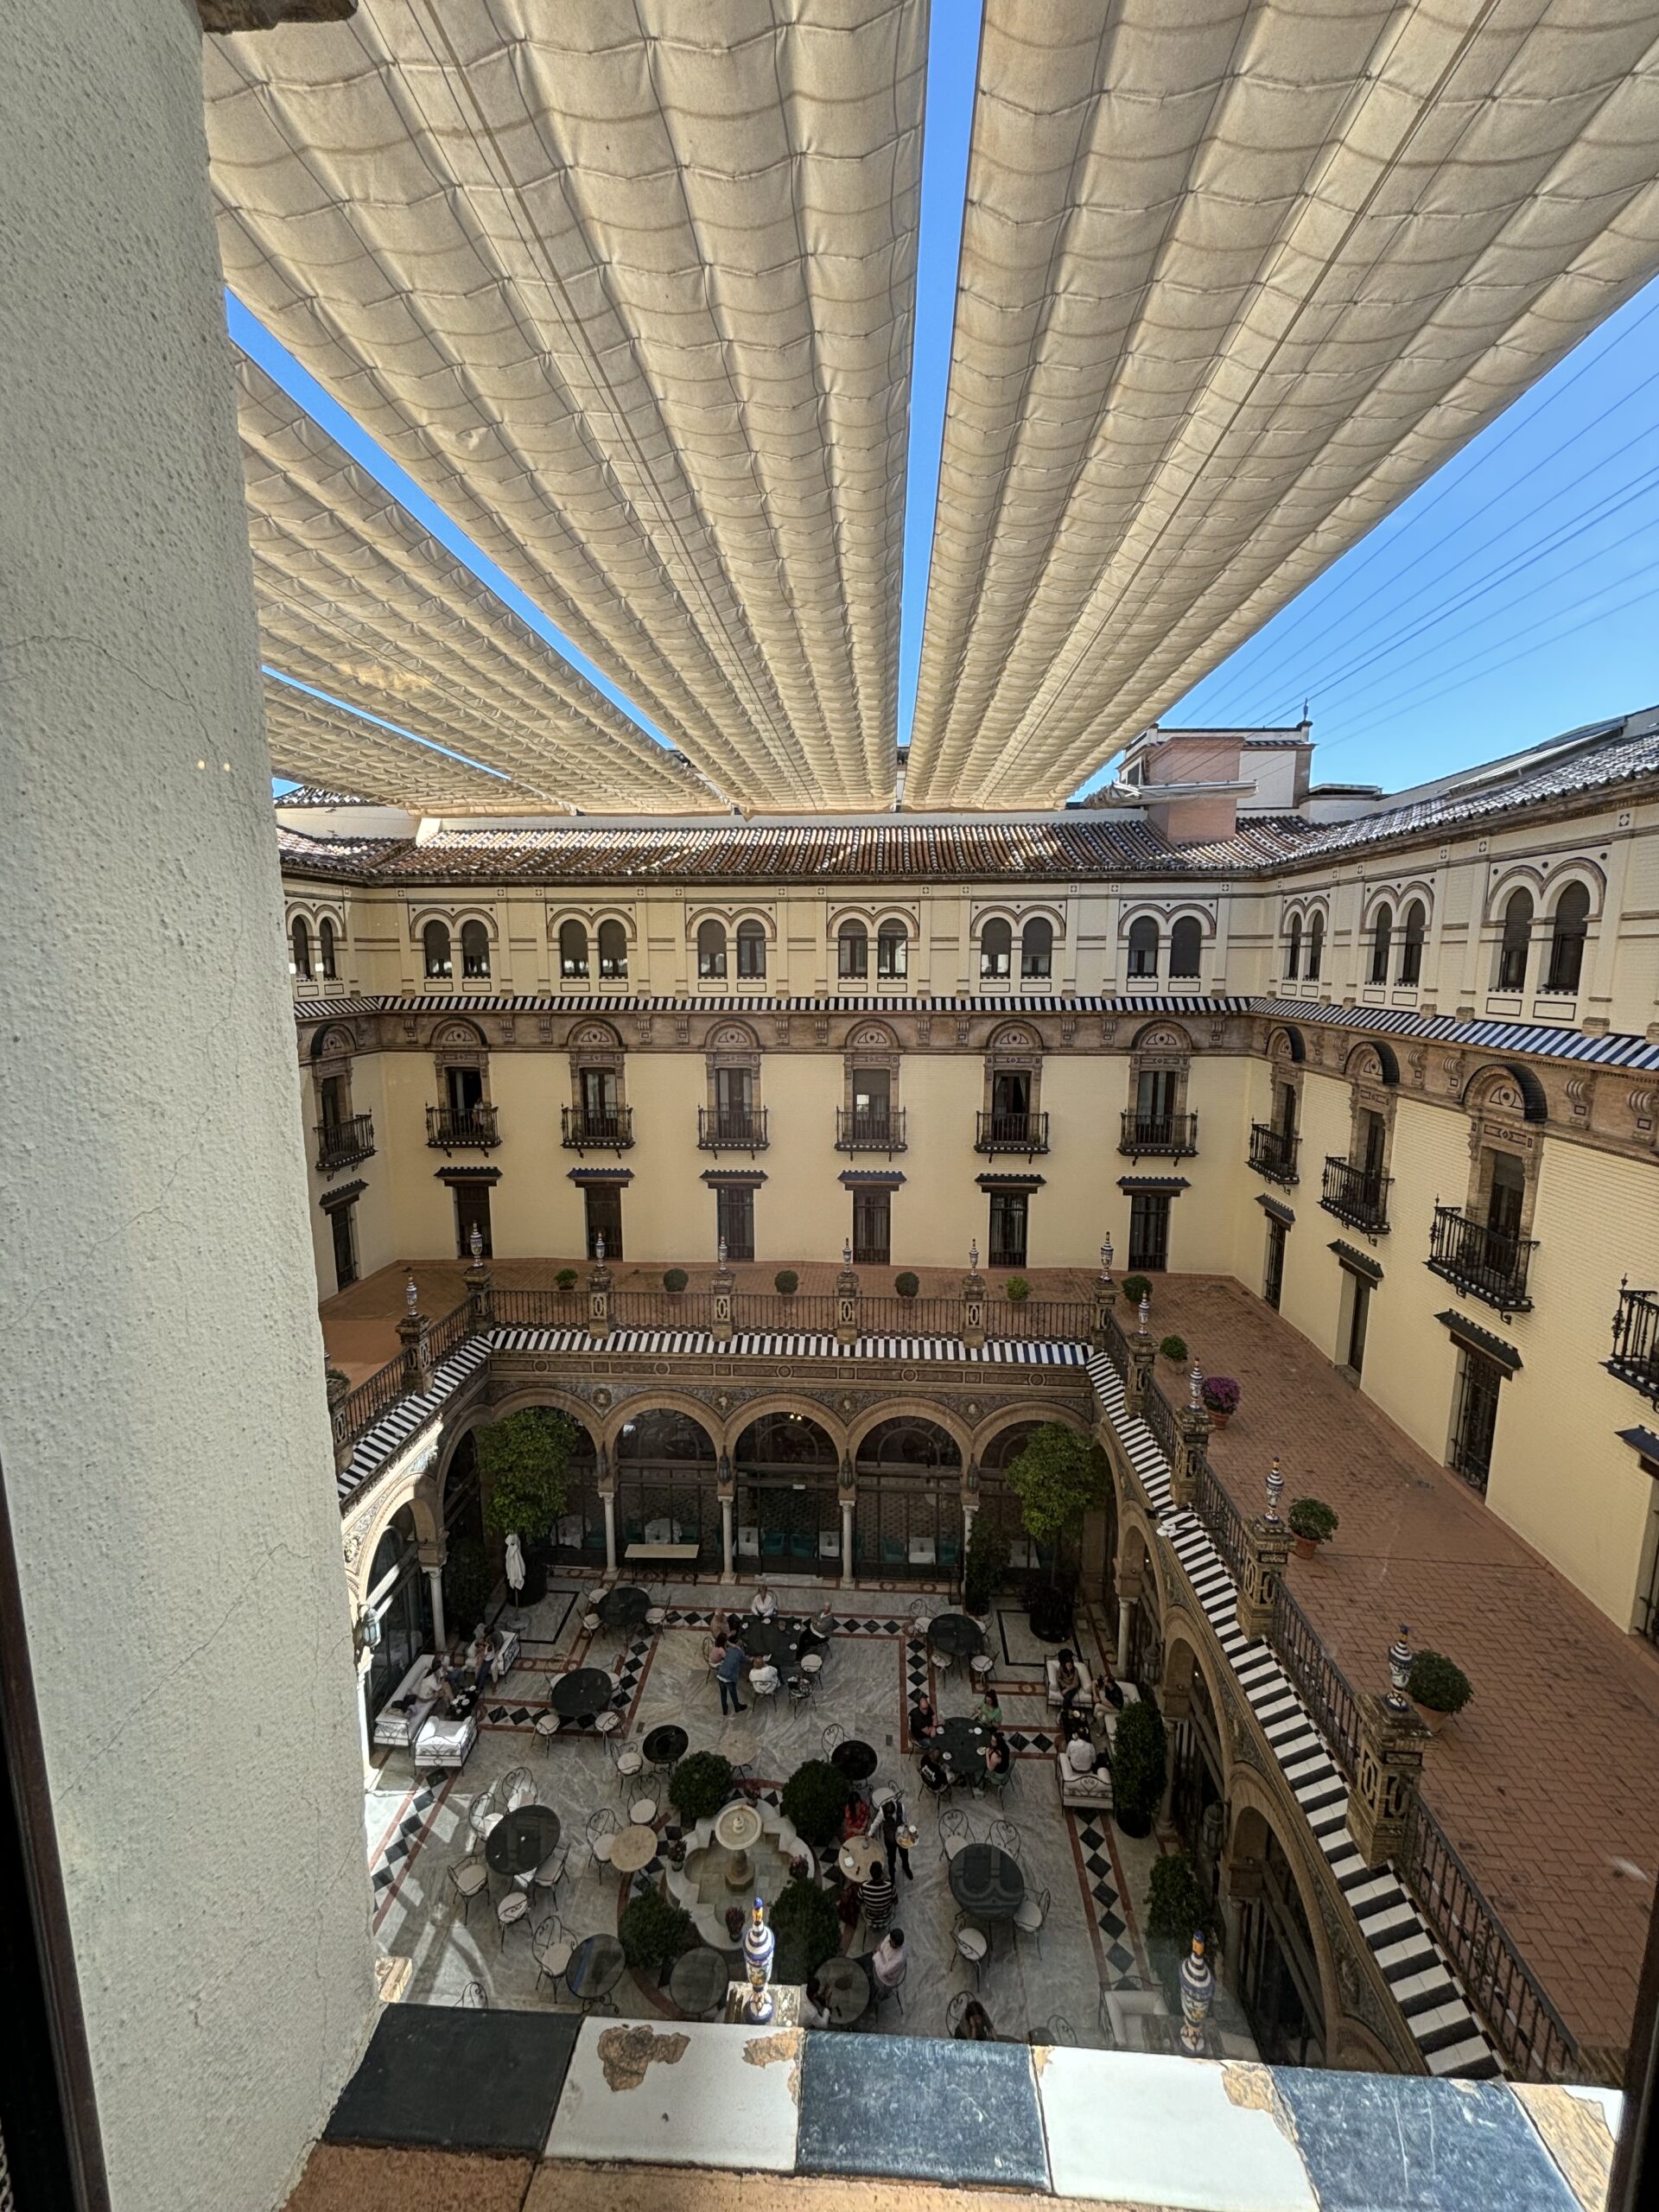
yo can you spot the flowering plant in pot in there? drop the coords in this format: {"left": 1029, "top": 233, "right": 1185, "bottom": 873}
{"left": 1287, "top": 1497, "right": 1338, "bottom": 1559}
{"left": 1408, "top": 1649, "right": 1472, "bottom": 1736}
{"left": 1200, "top": 1376, "right": 1240, "bottom": 1428}
{"left": 724, "top": 1904, "right": 746, "bottom": 1941}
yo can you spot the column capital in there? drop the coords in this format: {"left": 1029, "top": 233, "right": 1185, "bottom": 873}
{"left": 416, "top": 1538, "right": 448, "bottom": 1573}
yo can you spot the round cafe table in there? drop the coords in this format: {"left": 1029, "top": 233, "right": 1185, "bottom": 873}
{"left": 610, "top": 1822, "right": 658, "bottom": 1875}
{"left": 928, "top": 1612, "right": 986, "bottom": 1661}
{"left": 484, "top": 1805, "right": 561, "bottom": 1878}
{"left": 566, "top": 1933, "right": 626, "bottom": 2005}
{"left": 836, "top": 1832, "right": 884, "bottom": 1883}
{"left": 643, "top": 1723, "right": 689, "bottom": 1770}
{"left": 549, "top": 1667, "right": 614, "bottom": 1721}
{"left": 817, "top": 1953, "right": 870, "bottom": 2027}
{"left": 830, "top": 1737, "right": 878, "bottom": 1783}
{"left": 935, "top": 1716, "right": 990, "bottom": 1783}
{"left": 741, "top": 1618, "right": 803, "bottom": 1682}
{"left": 599, "top": 1584, "right": 650, "bottom": 1629}
{"left": 670, "top": 1945, "right": 730, "bottom": 2018}
{"left": 949, "top": 1843, "right": 1025, "bottom": 1922}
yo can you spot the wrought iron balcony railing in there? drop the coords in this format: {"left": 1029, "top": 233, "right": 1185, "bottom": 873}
{"left": 1427, "top": 1205, "right": 1537, "bottom": 1313}
{"left": 1320, "top": 1155, "right": 1392, "bottom": 1234}
{"left": 1607, "top": 1282, "right": 1659, "bottom": 1405}
{"left": 314, "top": 1112, "right": 374, "bottom": 1175}
{"left": 1117, "top": 1110, "right": 1198, "bottom": 1158}
{"left": 974, "top": 1110, "right": 1049, "bottom": 1155}
{"left": 425, "top": 1103, "right": 500, "bottom": 1151}
{"left": 697, "top": 1106, "right": 769, "bottom": 1152}
{"left": 836, "top": 1107, "right": 906, "bottom": 1153}
{"left": 561, "top": 1105, "right": 634, "bottom": 1152}
{"left": 1248, "top": 1122, "right": 1300, "bottom": 1185}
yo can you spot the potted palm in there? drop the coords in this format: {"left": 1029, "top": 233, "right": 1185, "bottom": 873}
{"left": 1200, "top": 1376, "right": 1241, "bottom": 1429}
{"left": 1288, "top": 1497, "right": 1338, "bottom": 1560}
{"left": 1408, "top": 1649, "right": 1472, "bottom": 1736}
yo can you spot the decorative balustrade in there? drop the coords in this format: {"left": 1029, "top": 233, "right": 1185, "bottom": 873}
{"left": 1117, "top": 1110, "right": 1198, "bottom": 1158}
{"left": 835, "top": 1107, "right": 906, "bottom": 1153}
{"left": 425, "top": 1103, "right": 500, "bottom": 1150}
{"left": 1191, "top": 1454, "right": 1246, "bottom": 1583}
{"left": 1247, "top": 1122, "right": 1300, "bottom": 1185}
{"left": 1606, "top": 1282, "right": 1659, "bottom": 1404}
{"left": 1427, "top": 1205, "right": 1537, "bottom": 1312}
{"left": 1320, "top": 1156, "right": 1392, "bottom": 1234}
{"left": 314, "top": 1111, "right": 374, "bottom": 1175}
{"left": 1270, "top": 1585, "right": 1362, "bottom": 1779}
{"left": 333, "top": 1297, "right": 472, "bottom": 1448}
{"left": 560, "top": 1105, "right": 633, "bottom": 1151}
{"left": 974, "top": 1109, "right": 1050, "bottom": 1155}
{"left": 697, "top": 1107, "right": 769, "bottom": 1152}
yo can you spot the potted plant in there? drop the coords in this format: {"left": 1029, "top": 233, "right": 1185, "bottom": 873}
{"left": 555, "top": 1267, "right": 579, "bottom": 1292}
{"left": 663, "top": 1267, "right": 689, "bottom": 1295}
{"left": 1006, "top": 1423, "right": 1110, "bottom": 1640}
{"left": 1160, "top": 1333, "right": 1188, "bottom": 1364}
{"left": 963, "top": 1513, "right": 1010, "bottom": 1618}
{"left": 779, "top": 1758, "right": 853, "bottom": 1850}
{"left": 1408, "top": 1649, "right": 1473, "bottom": 1736}
{"left": 894, "top": 1270, "right": 920, "bottom": 1299}
{"left": 480, "top": 1407, "right": 579, "bottom": 1608}
{"left": 619, "top": 1890, "right": 697, "bottom": 1977}
{"left": 442, "top": 1535, "right": 494, "bottom": 1637}
{"left": 1144, "top": 1851, "right": 1224, "bottom": 2005}
{"left": 1006, "top": 1274, "right": 1032, "bottom": 1303}
{"left": 1288, "top": 1497, "right": 1338, "bottom": 1560}
{"left": 724, "top": 1904, "right": 745, "bottom": 1942}
{"left": 774, "top": 1268, "right": 798, "bottom": 1298}
{"left": 1122, "top": 1274, "right": 1153, "bottom": 1310}
{"left": 1201, "top": 1376, "right": 1241, "bottom": 1429}
{"left": 1110, "top": 1696, "right": 1166, "bottom": 1839}
{"left": 770, "top": 1876, "right": 841, "bottom": 1986}
{"left": 668, "top": 1751, "right": 734, "bottom": 1826}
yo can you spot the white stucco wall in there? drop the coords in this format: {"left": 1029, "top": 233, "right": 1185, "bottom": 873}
{"left": 0, "top": 5, "right": 377, "bottom": 2207}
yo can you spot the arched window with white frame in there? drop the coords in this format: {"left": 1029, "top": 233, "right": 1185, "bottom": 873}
{"left": 1496, "top": 890, "right": 1532, "bottom": 991}
{"left": 1369, "top": 903, "right": 1393, "bottom": 985}
{"left": 1546, "top": 882, "right": 1590, "bottom": 994}
{"left": 979, "top": 917, "right": 1012, "bottom": 981}
{"left": 1286, "top": 914, "right": 1302, "bottom": 979}
{"left": 1306, "top": 912, "right": 1325, "bottom": 981}
{"left": 318, "top": 917, "right": 338, "bottom": 981}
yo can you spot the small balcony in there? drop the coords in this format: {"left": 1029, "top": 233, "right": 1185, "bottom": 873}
{"left": 1427, "top": 1205, "right": 1537, "bottom": 1313}
{"left": 1118, "top": 1110, "right": 1198, "bottom": 1159}
{"left": 425, "top": 1103, "right": 500, "bottom": 1152}
{"left": 1248, "top": 1122, "right": 1300, "bottom": 1186}
{"left": 975, "top": 1109, "right": 1049, "bottom": 1156}
{"left": 698, "top": 1106, "right": 769, "bottom": 1154}
{"left": 836, "top": 1106, "right": 906, "bottom": 1154}
{"left": 561, "top": 1104, "right": 633, "bottom": 1153}
{"left": 1607, "top": 1284, "right": 1659, "bottom": 1404}
{"left": 1320, "top": 1155, "right": 1392, "bottom": 1235}
{"left": 314, "top": 1111, "right": 374, "bottom": 1176}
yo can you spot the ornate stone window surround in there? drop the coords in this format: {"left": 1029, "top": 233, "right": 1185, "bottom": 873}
{"left": 547, "top": 904, "right": 636, "bottom": 982}
{"left": 286, "top": 899, "right": 346, "bottom": 983}
{"left": 842, "top": 1017, "right": 902, "bottom": 1117}
{"left": 1126, "top": 1018, "right": 1194, "bottom": 1120}
{"left": 410, "top": 903, "right": 497, "bottom": 989}
{"left": 1533, "top": 860, "right": 1605, "bottom": 1001}
{"left": 430, "top": 1016, "right": 492, "bottom": 1100}
{"left": 829, "top": 903, "right": 917, "bottom": 987}
{"left": 1460, "top": 1063, "right": 1545, "bottom": 1236}
{"left": 1118, "top": 899, "right": 1213, "bottom": 985}
{"left": 1343, "top": 1040, "right": 1399, "bottom": 1171}
{"left": 309, "top": 1022, "right": 358, "bottom": 1122}
{"left": 971, "top": 901, "right": 1064, "bottom": 988}
{"left": 687, "top": 904, "right": 774, "bottom": 988}
{"left": 1265, "top": 1026, "right": 1306, "bottom": 1129}
{"left": 565, "top": 1017, "right": 626, "bottom": 1114}
{"left": 704, "top": 1019, "right": 763, "bottom": 1113}
{"left": 982, "top": 1019, "right": 1045, "bottom": 1121}
{"left": 1360, "top": 880, "right": 1432, "bottom": 994}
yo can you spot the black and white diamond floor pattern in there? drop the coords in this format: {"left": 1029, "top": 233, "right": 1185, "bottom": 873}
{"left": 370, "top": 1782, "right": 439, "bottom": 1897}
{"left": 1086, "top": 1351, "right": 1500, "bottom": 2080}
{"left": 1076, "top": 1819, "right": 1137, "bottom": 1980}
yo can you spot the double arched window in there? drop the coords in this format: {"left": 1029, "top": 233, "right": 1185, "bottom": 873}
{"left": 1398, "top": 899, "right": 1427, "bottom": 986}
{"left": 1168, "top": 917, "right": 1201, "bottom": 980}
{"left": 1020, "top": 918, "right": 1053, "bottom": 980}
{"left": 1127, "top": 917, "right": 1159, "bottom": 979}
{"left": 461, "top": 919, "right": 491, "bottom": 980}
{"left": 736, "top": 918, "right": 766, "bottom": 978}
{"left": 837, "top": 922, "right": 868, "bottom": 979}
{"left": 1286, "top": 915, "right": 1302, "bottom": 979}
{"left": 559, "top": 919, "right": 588, "bottom": 980}
{"left": 423, "top": 919, "right": 452, "bottom": 981}
{"left": 1306, "top": 912, "right": 1325, "bottom": 981}
{"left": 979, "top": 918, "right": 1012, "bottom": 981}
{"left": 1369, "top": 904, "right": 1393, "bottom": 985}
{"left": 876, "top": 921, "right": 907, "bottom": 980}
{"left": 597, "top": 918, "right": 628, "bottom": 979}
{"left": 290, "top": 916, "right": 312, "bottom": 979}
{"left": 696, "top": 919, "right": 728, "bottom": 980}
{"left": 1497, "top": 889, "right": 1532, "bottom": 991}
{"left": 1546, "top": 882, "right": 1590, "bottom": 994}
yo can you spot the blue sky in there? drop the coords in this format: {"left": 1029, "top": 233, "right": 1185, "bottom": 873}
{"left": 255, "top": 3, "right": 1658, "bottom": 809}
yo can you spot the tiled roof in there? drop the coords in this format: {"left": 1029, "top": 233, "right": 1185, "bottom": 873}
{"left": 276, "top": 785, "right": 379, "bottom": 807}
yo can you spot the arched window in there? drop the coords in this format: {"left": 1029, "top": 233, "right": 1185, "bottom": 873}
{"left": 422, "top": 919, "right": 451, "bottom": 980}
{"left": 1168, "top": 917, "right": 1202, "bottom": 979}
{"left": 1126, "top": 917, "right": 1159, "bottom": 979}
{"left": 1546, "top": 881, "right": 1590, "bottom": 994}
{"left": 1368, "top": 903, "right": 1393, "bottom": 985}
{"left": 1286, "top": 915, "right": 1302, "bottom": 979}
{"left": 318, "top": 917, "right": 338, "bottom": 980}
{"left": 1496, "top": 890, "right": 1532, "bottom": 991}
{"left": 597, "top": 918, "right": 627, "bottom": 980}
{"left": 855, "top": 1415, "right": 961, "bottom": 1471}
{"left": 289, "top": 916, "right": 312, "bottom": 978}
{"left": 461, "top": 918, "right": 491, "bottom": 980}
{"left": 1020, "top": 917, "right": 1053, "bottom": 980}
{"left": 558, "top": 919, "right": 588, "bottom": 980}
{"left": 876, "top": 921, "right": 907, "bottom": 980}
{"left": 736, "top": 918, "right": 766, "bottom": 979}
{"left": 696, "top": 919, "right": 728, "bottom": 980}
{"left": 837, "top": 922, "right": 868, "bottom": 980}
{"left": 1398, "top": 899, "right": 1427, "bottom": 986}
{"left": 1306, "top": 912, "right": 1325, "bottom": 981}
{"left": 979, "top": 917, "right": 1012, "bottom": 980}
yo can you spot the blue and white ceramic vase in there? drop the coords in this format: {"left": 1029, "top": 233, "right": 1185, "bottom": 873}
{"left": 1179, "top": 1929, "right": 1215, "bottom": 2054}
{"left": 743, "top": 1895, "right": 776, "bottom": 2023}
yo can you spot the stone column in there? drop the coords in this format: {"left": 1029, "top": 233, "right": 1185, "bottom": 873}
{"left": 587, "top": 1255, "right": 613, "bottom": 1340}
{"left": 960, "top": 1265, "right": 987, "bottom": 1351}
{"left": 711, "top": 1254, "right": 735, "bottom": 1345}
{"left": 834, "top": 1246, "right": 861, "bottom": 1347}
{"left": 601, "top": 1490, "right": 619, "bottom": 1577}
{"left": 1116, "top": 1598, "right": 1134, "bottom": 1675}
{"left": 420, "top": 1540, "right": 448, "bottom": 1651}
{"left": 398, "top": 1273, "right": 434, "bottom": 1394}
{"left": 356, "top": 1649, "right": 377, "bottom": 1783}
{"left": 1125, "top": 1300, "right": 1156, "bottom": 1416}
{"left": 839, "top": 1457, "right": 857, "bottom": 1588}
{"left": 1171, "top": 1365, "right": 1212, "bottom": 1512}
{"left": 1, "top": 4, "right": 377, "bottom": 2197}
{"left": 718, "top": 1453, "right": 735, "bottom": 1582}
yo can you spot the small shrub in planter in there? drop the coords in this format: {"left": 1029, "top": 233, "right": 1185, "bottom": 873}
{"left": 663, "top": 1267, "right": 689, "bottom": 1294}
{"left": 779, "top": 1758, "right": 853, "bottom": 1849}
{"left": 1408, "top": 1649, "right": 1473, "bottom": 1732}
{"left": 1110, "top": 1696, "right": 1166, "bottom": 1839}
{"left": 555, "top": 1267, "right": 579, "bottom": 1291}
{"left": 1144, "top": 1851, "right": 1224, "bottom": 2005}
{"left": 619, "top": 1889, "right": 696, "bottom": 1973}
{"left": 894, "top": 1271, "right": 920, "bottom": 1299}
{"left": 769, "top": 1876, "right": 841, "bottom": 1986}
{"left": 1288, "top": 1497, "right": 1338, "bottom": 1556}
{"left": 774, "top": 1268, "right": 798, "bottom": 1296}
{"left": 1160, "top": 1334, "right": 1188, "bottom": 1363}
{"left": 668, "top": 1751, "right": 735, "bottom": 1826}
{"left": 1200, "top": 1376, "right": 1240, "bottom": 1427}
{"left": 1006, "top": 1275, "right": 1032, "bottom": 1303}
{"left": 1122, "top": 1274, "right": 1153, "bottom": 1309}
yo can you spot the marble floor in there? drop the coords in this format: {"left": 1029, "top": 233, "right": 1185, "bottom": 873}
{"left": 365, "top": 1575, "right": 1256, "bottom": 2053}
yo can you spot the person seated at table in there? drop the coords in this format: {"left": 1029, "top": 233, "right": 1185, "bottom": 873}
{"left": 798, "top": 1597, "right": 836, "bottom": 1654}
{"left": 842, "top": 1791, "right": 872, "bottom": 1838}
{"left": 468, "top": 1625, "right": 502, "bottom": 1693}
{"left": 726, "top": 1611, "right": 747, "bottom": 1639}
{"left": 918, "top": 1746, "right": 951, "bottom": 1797}
{"left": 973, "top": 1687, "right": 1004, "bottom": 1729}
{"left": 751, "top": 1583, "right": 779, "bottom": 1620}
{"left": 1054, "top": 1647, "right": 1084, "bottom": 1714}
{"left": 860, "top": 1860, "right": 897, "bottom": 1936}
{"left": 1093, "top": 1658, "right": 1126, "bottom": 1712}
{"left": 982, "top": 1732, "right": 1012, "bottom": 1780}
{"left": 953, "top": 1998, "right": 996, "bottom": 2043}
{"left": 910, "top": 1692, "right": 938, "bottom": 1742}
{"left": 747, "top": 1656, "right": 781, "bottom": 1698}
{"left": 1058, "top": 1721, "right": 1096, "bottom": 1777}
{"left": 870, "top": 1928, "right": 907, "bottom": 1999}
{"left": 800, "top": 1975, "right": 833, "bottom": 2031}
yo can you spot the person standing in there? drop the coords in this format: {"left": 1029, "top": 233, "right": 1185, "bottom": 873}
{"left": 861, "top": 1859, "right": 897, "bottom": 1936}
{"left": 714, "top": 1635, "right": 748, "bottom": 1716}
{"left": 880, "top": 1793, "right": 914, "bottom": 1883}
{"left": 870, "top": 1928, "right": 907, "bottom": 2000}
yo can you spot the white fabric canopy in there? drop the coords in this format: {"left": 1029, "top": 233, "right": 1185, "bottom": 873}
{"left": 207, "top": 0, "right": 925, "bottom": 811}
{"left": 263, "top": 677, "right": 524, "bottom": 811}
{"left": 906, "top": 0, "right": 1659, "bottom": 808}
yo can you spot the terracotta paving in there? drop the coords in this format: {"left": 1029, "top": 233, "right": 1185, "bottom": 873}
{"left": 1140, "top": 1275, "right": 1659, "bottom": 2068}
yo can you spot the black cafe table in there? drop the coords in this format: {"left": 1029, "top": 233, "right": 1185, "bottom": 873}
{"left": 741, "top": 1618, "right": 804, "bottom": 1681}
{"left": 549, "top": 1667, "right": 615, "bottom": 1722}
{"left": 567, "top": 1933, "right": 626, "bottom": 2005}
{"left": 599, "top": 1584, "right": 650, "bottom": 1629}
{"left": 485, "top": 1804, "right": 562, "bottom": 1878}
{"left": 643, "top": 1723, "right": 690, "bottom": 1770}
{"left": 927, "top": 1612, "right": 986, "bottom": 1660}
{"left": 670, "top": 1945, "right": 731, "bottom": 2018}
{"left": 949, "top": 1842, "right": 1025, "bottom": 1923}
{"left": 817, "top": 1953, "right": 871, "bottom": 2027}
{"left": 830, "top": 1737, "right": 879, "bottom": 1783}
{"left": 935, "top": 1716, "right": 991, "bottom": 1783}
